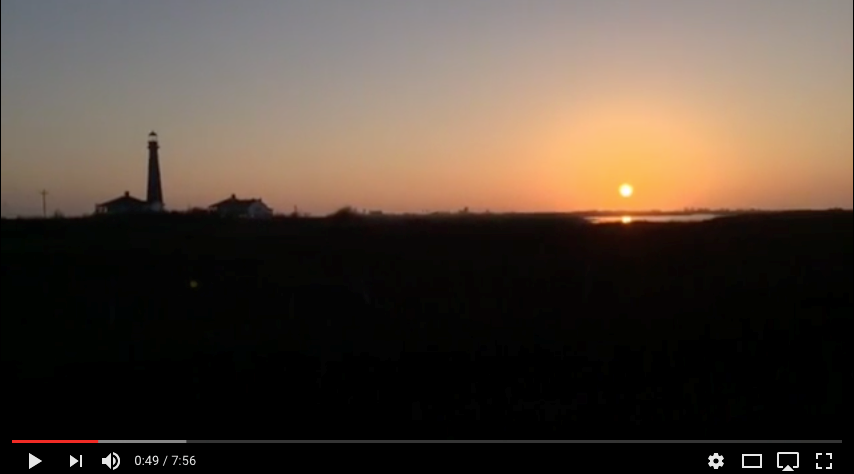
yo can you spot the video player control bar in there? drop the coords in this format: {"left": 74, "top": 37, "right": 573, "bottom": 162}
{"left": 14, "top": 441, "right": 839, "bottom": 471}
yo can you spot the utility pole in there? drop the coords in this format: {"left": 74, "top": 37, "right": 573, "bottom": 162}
{"left": 40, "top": 190, "right": 48, "bottom": 218}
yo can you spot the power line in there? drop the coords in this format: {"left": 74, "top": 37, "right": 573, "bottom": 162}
{"left": 40, "top": 189, "right": 48, "bottom": 218}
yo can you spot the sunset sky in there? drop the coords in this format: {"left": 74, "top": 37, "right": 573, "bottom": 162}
{"left": 2, "top": 0, "right": 852, "bottom": 216}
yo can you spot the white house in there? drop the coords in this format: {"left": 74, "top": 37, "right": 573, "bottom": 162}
{"left": 209, "top": 194, "right": 273, "bottom": 218}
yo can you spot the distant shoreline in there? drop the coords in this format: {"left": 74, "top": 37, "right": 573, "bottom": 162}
{"left": 1, "top": 208, "right": 850, "bottom": 220}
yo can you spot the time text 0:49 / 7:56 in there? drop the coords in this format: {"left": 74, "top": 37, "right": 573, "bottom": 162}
{"left": 135, "top": 455, "right": 197, "bottom": 466}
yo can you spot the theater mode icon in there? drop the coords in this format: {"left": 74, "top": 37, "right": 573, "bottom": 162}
{"left": 742, "top": 454, "right": 762, "bottom": 468}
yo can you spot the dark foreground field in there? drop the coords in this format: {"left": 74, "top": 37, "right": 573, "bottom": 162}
{"left": 3, "top": 212, "right": 849, "bottom": 440}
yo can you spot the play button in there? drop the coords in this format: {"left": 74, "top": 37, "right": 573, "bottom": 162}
{"left": 29, "top": 454, "right": 41, "bottom": 469}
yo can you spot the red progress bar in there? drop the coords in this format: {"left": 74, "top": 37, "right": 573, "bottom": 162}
{"left": 13, "top": 440, "right": 98, "bottom": 443}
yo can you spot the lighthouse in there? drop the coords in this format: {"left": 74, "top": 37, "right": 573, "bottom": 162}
{"left": 147, "top": 131, "right": 164, "bottom": 211}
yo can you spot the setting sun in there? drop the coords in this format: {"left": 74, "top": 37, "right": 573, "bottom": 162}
{"left": 620, "top": 184, "right": 634, "bottom": 198}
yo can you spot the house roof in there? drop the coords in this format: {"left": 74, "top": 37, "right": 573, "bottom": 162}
{"left": 209, "top": 194, "right": 268, "bottom": 211}
{"left": 97, "top": 191, "right": 148, "bottom": 207}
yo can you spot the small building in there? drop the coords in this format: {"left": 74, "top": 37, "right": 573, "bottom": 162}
{"left": 209, "top": 194, "right": 273, "bottom": 218}
{"left": 95, "top": 191, "right": 151, "bottom": 215}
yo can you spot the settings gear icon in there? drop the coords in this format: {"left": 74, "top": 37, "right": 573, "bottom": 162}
{"left": 708, "top": 453, "right": 724, "bottom": 469}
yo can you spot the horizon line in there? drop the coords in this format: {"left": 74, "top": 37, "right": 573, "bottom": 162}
{"left": 3, "top": 208, "right": 851, "bottom": 220}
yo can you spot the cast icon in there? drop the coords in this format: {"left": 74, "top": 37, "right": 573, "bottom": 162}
{"left": 777, "top": 452, "right": 799, "bottom": 471}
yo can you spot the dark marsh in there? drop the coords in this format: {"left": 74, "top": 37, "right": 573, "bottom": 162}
{"left": 3, "top": 211, "right": 849, "bottom": 440}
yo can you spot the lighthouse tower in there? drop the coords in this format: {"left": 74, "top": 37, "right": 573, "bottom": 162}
{"left": 146, "top": 131, "right": 164, "bottom": 211}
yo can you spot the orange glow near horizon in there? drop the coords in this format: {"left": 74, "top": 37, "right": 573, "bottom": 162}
{"left": 528, "top": 92, "right": 738, "bottom": 212}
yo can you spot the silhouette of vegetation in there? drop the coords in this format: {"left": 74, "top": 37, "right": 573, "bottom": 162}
{"left": 185, "top": 207, "right": 211, "bottom": 215}
{"left": 2, "top": 211, "right": 849, "bottom": 440}
{"left": 328, "top": 205, "right": 361, "bottom": 221}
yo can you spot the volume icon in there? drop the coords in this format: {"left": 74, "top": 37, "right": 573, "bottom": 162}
{"left": 102, "top": 453, "right": 120, "bottom": 469}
